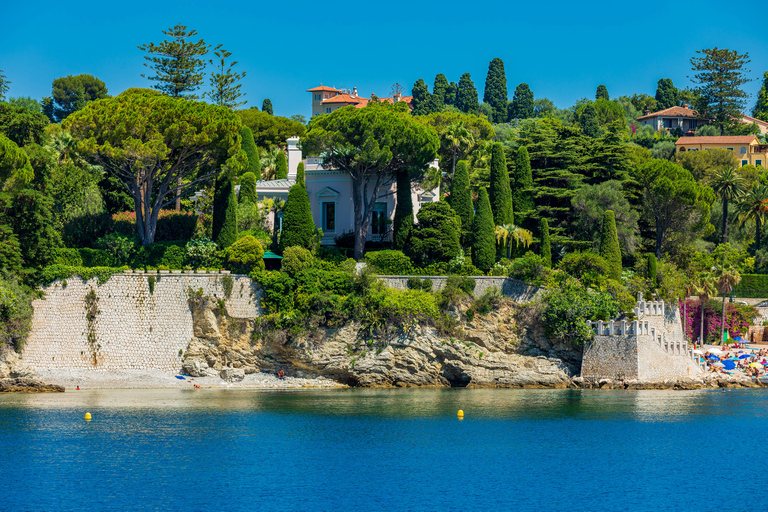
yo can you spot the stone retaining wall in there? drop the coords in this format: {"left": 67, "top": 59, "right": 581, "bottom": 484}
{"left": 22, "top": 273, "right": 260, "bottom": 372}
{"left": 379, "top": 276, "right": 542, "bottom": 302}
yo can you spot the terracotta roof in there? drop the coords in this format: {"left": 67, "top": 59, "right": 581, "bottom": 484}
{"left": 675, "top": 136, "right": 759, "bottom": 145}
{"left": 322, "top": 94, "right": 368, "bottom": 105}
{"left": 376, "top": 95, "right": 413, "bottom": 106}
{"left": 306, "top": 85, "right": 341, "bottom": 92}
{"left": 637, "top": 106, "right": 702, "bottom": 121}
{"left": 741, "top": 114, "right": 768, "bottom": 127}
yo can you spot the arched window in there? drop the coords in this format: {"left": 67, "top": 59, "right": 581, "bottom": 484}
{"left": 741, "top": 147, "right": 747, "bottom": 154}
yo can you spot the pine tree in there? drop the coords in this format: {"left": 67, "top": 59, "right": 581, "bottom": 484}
{"left": 207, "top": 45, "right": 246, "bottom": 108}
{"left": 580, "top": 104, "right": 600, "bottom": 137}
{"left": 239, "top": 172, "right": 257, "bottom": 204}
{"left": 483, "top": 58, "right": 508, "bottom": 123}
{"left": 212, "top": 175, "right": 238, "bottom": 249}
{"left": 471, "top": 188, "right": 496, "bottom": 272}
{"left": 275, "top": 151, "right": 287, "bottom": 179}
{"left": 655, "top": 78, "right": 679, "bottom": 110}
{"left": 456, "top": 73, "right": 479, "bottom": 114}
{"left": 753, "top": 71, "right": 768, "bottom": 122}
{"left": 648, "top": 253, "right": 658, "bottom": 289}
{"left": 393, "top": 170, "right": 413, "bottom": 250}
{"left": 595, "top": 84, "right": 609, "bottom": 100}
{"left": 262, "top": 98, "right": 273, "bottom": 115}
{"left": 600, "top": 210, "right": 622, "bottom": 281}
{"left": 540, "top": 218, "right": 552, "bottom": 268}
{"left": 278, "top": 183, "right": 317, "bottom": 252}
{"left": 0, "top": 70, "right": 10, "bottom": 101}
{"left": 690, "top": 47, "right": 751, "bottom": 127}
{"left": 508, "top": 83, "right": 534, "bottom": 120}
{"left": 240, "top": 126, "right": 261, "bottom": 178}
{"left": 512, "top": 146, "right": 534, "bottom": 213}
{"left": 138, "top": 25, "right": 210, "bottom": 99}
{"left": 433, "top": 74, "right": 450, "bottom": 106}
{"left": 296, "top": 162, "right": 305, "bottom": 186}
{"left": 488, "top": 142, "right": 513, "bottom": 226}
{"left": 411, "top": 78, "right": 434, "bottom": 116}
{"left": 449, "top": 160, "right": 473, "bottom": 246}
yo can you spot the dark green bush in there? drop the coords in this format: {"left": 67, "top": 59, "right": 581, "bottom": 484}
{"left": 558, "top": 251, "right": 609, "bottom": 289}
{"left": 282, "top": 246, "right": 314, "bottom": 276}
{"left": 251, "top": 270, "right": 295, "bottom": 314}
{"left": 473, "top": 287, "right": 502, "bottom": 315}
{"left": 62, "top": 212, "right": 112, "bottom": 248}
{"left": 52, "top": 248, "right": 83, "bottom": 267}
{"left": 224, "top": 235, "right": 265, "bottom": 273}
{"left": 160, "top": 245, "right": 187, "bottom": 269}
{"left": 40, "top": 265, "right": 123, "bottom": 286}
{"left": 407, "top": 276, "right": 433, "bottom": 292}
{"left": 366, "top": 250, "right": 414, "bottom": 275}
{"left": 406, "top": 201, "right": 462, "bottom": 266}
{"left": 510, "top": 251, "right": 549, "bottom": 285}
{"left": 78, "top": 248, "right": 113, "bottom": 267}
{"left": 734, "top": 274, "right": 768, "bottom": 298}
{"left": 334, "top": 231, "right": 355, "bottom": 249}
{"left": 96, "top": 233, "right": 135, "bottom": 266}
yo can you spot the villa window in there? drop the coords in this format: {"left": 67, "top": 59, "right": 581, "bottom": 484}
{"left": 757, "top": 159, "right": 763, "bottom": 167}
{"left": 371, "top": 203, "right": 387, "bottom": 236}
{"left": 324, "top": 93, "right": 329, "bottom": 99}
{"left": 322, "top": 202, "right": 336, "bottom": 232}
{"left": 742, "top": 160, "right": 749, "bottom": 166}
{"left": 726, "top": 147, "right": 734, "bottom": 151}
{"left": 741, "top": 147, "right": 747, "bottom": 154}
{"left": 326, "top": 107, "right": 331, "bottom": 113}
{"left": 679, "top": 147, "right": 686, "bottom": 152}
{"left": 314, "top": 94, "right": 321, "bottom": 101}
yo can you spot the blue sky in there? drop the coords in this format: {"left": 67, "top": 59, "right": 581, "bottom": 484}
{"left": 2, "top": 0, "right": 767, "bottom": 119}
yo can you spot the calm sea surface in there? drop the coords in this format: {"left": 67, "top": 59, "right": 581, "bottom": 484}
{"left": 0, "top": 387, "right": 764, "bottom": 512}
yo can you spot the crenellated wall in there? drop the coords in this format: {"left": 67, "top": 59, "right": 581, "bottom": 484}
{"left": 22, "top": 272, "right": 261, "bottom": 372}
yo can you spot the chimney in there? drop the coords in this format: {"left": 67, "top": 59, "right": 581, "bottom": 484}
{"left": 286, "top": 136, "right": 302, "bottom": 180}
{"left": 353, "top": 86, "right": 358, "bottom": 96}
{"left": 393, "top": 92, "right": 401, "bottom": 103}
{"left": 684, "top": 104, "right": 689, "bottom": 109}
{"left": 644, "top": 109, "right": 650, "bottom": 116}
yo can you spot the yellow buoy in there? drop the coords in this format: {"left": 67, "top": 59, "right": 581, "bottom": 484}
{"left": 457, "top": 409, "right": 464, "bottom": 418}
{"left": 84, "top": 412, "right": 92, "bottom": 421}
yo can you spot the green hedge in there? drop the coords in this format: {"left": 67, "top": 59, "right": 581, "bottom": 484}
{"left": 52, "top": 248, "right": 83, "bottom": 267}
{"left": 734, "top": 274, "right": 768, "bottom": 298}
{"left": 40, "top": 265, "right": 124, "bottom": 285}
{"left": 78, "top": 248, "right": 113, "bottom": 267}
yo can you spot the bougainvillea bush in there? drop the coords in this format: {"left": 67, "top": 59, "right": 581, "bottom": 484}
{"left": 679, "top": 299, "right": 756, "bottom": 344}
{"left": 112, "top": 210, "right": 197, "bottom": 242}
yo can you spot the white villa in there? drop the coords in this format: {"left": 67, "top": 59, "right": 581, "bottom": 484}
{"left": 257, "top": 137, "right": 439, "bottom": 246}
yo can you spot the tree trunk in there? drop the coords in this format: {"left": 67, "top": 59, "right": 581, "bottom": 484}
{"left": 175, "top": 175, "right": 182, "bottom": 211}
{"left": 655, "top": 218, "right": 663, "bottom": 259}
{"left": 721, "top": 293, "right": 727, "bottom": 344}
{"left": 757, "top": 216, "right": 762, "bottom": 253}
{"left": 452, "top": 148, "right": 457, "bottom": 179}
{"left": 722, "top": 197, "right": 728, "bottom": 244}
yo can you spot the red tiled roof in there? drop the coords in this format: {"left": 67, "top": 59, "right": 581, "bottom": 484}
{"left": 741, "top": 114, "right": 768, "bottom": 127}
{"left": 307, "top": 85, "right": 341, "bottom": 92}
{"left": 322, "top": 94, "right": 368, "bottom": 105}
{"left": 675, "top": 135, "right": 759, "bottom": 145}
{"left": 637, "top": 106, "right": 702, "bottom": 121}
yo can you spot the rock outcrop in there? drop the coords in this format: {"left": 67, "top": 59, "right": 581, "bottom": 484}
{"left": 0, "top": 377, "right": 65, "bottom": 393}
{"left": 181, "top": 296, "right": 575, "bottom": 388}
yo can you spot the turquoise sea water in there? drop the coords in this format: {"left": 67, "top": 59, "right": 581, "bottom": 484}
{"left": 0, "top": 387, "right": 765, "bottom": 512}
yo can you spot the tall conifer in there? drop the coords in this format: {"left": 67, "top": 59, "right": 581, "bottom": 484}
{"left": 275, "top": 152, "right": 287, "bottom": 179}
{"left": 449, "top": 160, "right": 473, "bottom": 247}
{"left": 596, "top": 84, "right": 609, "bottom": 100}
{"left": 483, "top": 58, "right": 508, "bottom": 123}
{"left": 296, "top": 162, "right": 305, "bottom": 186}
{"left": 212, "top": 175, "right": 238, "bottom": 249}
{"left": 512, "top": 146, "right": 534, "bottom": 214}
{"left": 600, "top": 210, "right": 622, "bottom": 281}
{"left": 488, "top": 142, "right": 513, "bottom": 226}
{"left": 508, "top": 83, "right": 534, "bottom": 120}
{"left": 262, "top": 98, "right": 273, "bottom": 115}
{"left": 540, "top": 218, "right": 552, "bottom": 268}
{"left": 411, "top": 78, "right": 434, "bottom": 116}
{"left": 433, "top": 74, "right": 450, "bottom": 106}
{"left": 240, "top": 126, "right": 261, "bottom": 179}
{"left": 456, "top": 73, "right": 479, "bottom": 114}
{"left": 239, "top": 172, "right": 257, "bottom": 204}
{"left": 655, "top": 78, "right": 679, "bottom": 110}
{"left": 472, "top": 188, "right": 496, "bottom": 272}
{"left": 393, "top": 170, "right": 414, "bottom": 250}
{"left": 753, "top": 71, "right": 768, "bottom": 122}
{"left": 278, "top": 183, "right": 316, "bottom": 252}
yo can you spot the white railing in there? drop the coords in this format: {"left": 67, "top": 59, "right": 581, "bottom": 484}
{"left": 634, "top": 300, "right": 665, "bottom": 318}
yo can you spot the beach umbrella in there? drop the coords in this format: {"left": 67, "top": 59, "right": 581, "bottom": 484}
{"left": 722, "top": 360, "right": 736, "bottom": 370}
{"left": 712, "top": 362, "right": 725, "bottom": 367}
{"left": 739, "top": 354, "right": 752, "bottom": 359}
{"left": 707, "top": 355, "right": 720, "bottom": 361}
{"left": 750, "top": 362, "right": 761, "bottom": 368}
{"left": 728, "top": 357, "right": 740, "bottom": 360}
{"left": 693, "top": 350, "right": 703, "bottom": 355}
{"left": 707, "top": 348, "right": 723, "bottom": 354}
{"left": 733, "top": 336, "right": 743, "bottom": 341}
{"left": 761, "top": 361, "right": 768, "bottom": 365}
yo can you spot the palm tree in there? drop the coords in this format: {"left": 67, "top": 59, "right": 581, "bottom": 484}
{"left": 495, "top": 224, "right": 533, "bottom": 259}
{"left": 714, "top": 266, "right": 742, "bottom": 344}
{"left": 706, "top": 166, "right": 747, "bottom": 244}
{"left": 735, "top": 181, "right": 768, "bottom": 252}
{"left": 441, "top": 121, "right": 474, "bottom": 178}
{"left": 260, "top": 147, "right": 282, "bottom": 181}
{"left": 691, "top": 272, "right": 716, "bottom": 346}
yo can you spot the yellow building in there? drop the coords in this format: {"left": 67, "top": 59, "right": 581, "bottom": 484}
{"left": 675, "top": 135, "right": 768, "bottom": 167}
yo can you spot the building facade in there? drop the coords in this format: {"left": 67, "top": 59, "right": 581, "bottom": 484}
{"left": 675, "top": 135, "right": 768, "bottom": 167}
{"left": 307, "top": 84, "right": 413, "bottom": 118}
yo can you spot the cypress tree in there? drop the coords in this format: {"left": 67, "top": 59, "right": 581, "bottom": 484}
{"left": 600, "top": 210, "right": 622, "bottom": 281}
{"left": 240, "top": 126, "right": 261, "bottom": 179}
{"left": 212, "top": 175, "right": 238, "bottom": 249}
{"left": 483, "top": 58, "right": 508, "bottom": 123}
{"left": 239, "top": 172, "right": 257, "bottom": 204}
{"left": 471, "top": 188, "right": 496, "bottom": 273}
{"left": 433, "top": 73, "right": 450, "bottom": 106}
{"left": 648, "top": 253, "right": 658, "bottom": 289}
{"left": 753, "top": 71, "right": 768, "bottom": 122}
{"left": 449, "top": 160, "right": 473, "bottom": 246}
{"left": 595, "top": 84, "right": 609, "bottom": 100}
{"left": 275, "top": 151, "right": 287, "bottom": 179}
{"left": 508, "top": 83, "right": 534, "bottom": 120}
{"left": 278, "top": 183, "right": 317, "bottom": 252}
{"left": 540, "top": 218, "right": 552, "bottom": 268}
{"left": 655, "top": 78, "right": 679, "bottom": 111}
{"left": 445, "top": 81, "right": 458, "bottom": 106}
{"left": 296, "top": 162, "right": 305, "bottom": 186}
{"left": 393, "top": 170, "right": 414, "bottom": 250}
{"left": 488, "top": 142, "right": 513, "bottom": 226}
{"left": 456, "top": 73, "right": 479, "bottom": 114}
{"left": 411, "top": 78, "right": 434, "bottom": 116}
{"left": 512, "top": 146, "right": 534, "bottom": 214}
{"left": 262, "top": 98, "right": 273, "bottom": 115}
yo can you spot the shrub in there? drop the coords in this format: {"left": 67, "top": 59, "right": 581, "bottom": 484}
{"left": 78, "top": 248, "right": 113, "bottom": 267}
{"left": 407, "top": 276, "right": 433, "bottom": 292}
{"left": 95, "top": 233, "right": 134, "bottom": 266}
{"left": 282, "top": 246, "right": 313, "bottom": 276}
{"left": 224, "top": 235, "right": 265, "bottom": 273}
{"left": 112, "top": 210, "right": 197, "bottom": 242}
{"left": 558, "top": 251, "right": 609, "bottom": 289}
{"left": 62, "top": 212, "right": 112, "bottom": 248}
{"left": 600, "top": 210, "right": 622, "bottom": 281}
{"left": 251, "top": 270, "right": 295, "bottom": 314}
{"left": 733, "top": 274, "right": 768, "bottom": 298}
{"left": 52, "top": 248, "right": 83, "bottom": 267}
{"left": 39, "top": 265, "right": 122, "bottom": 286}
{"left": 540, "top": 218, "right": 552, "bottom": 268}
{"left": 366, "top": 250, "right": 414, "bottom": 275}
{"left": 473, "top": 287, "right": 502, "bottom": 315}
{"left": 334, "top": 231, "right": 355, "bottom": 249}
{"left": 237, "top": 201, "right": 264, "bottom": 233}
{"left": 379, "top": 289, "right": 439, "bottom": 325}
{"left": 160, "top": 245, "right": 187, "bottom": 269}
{"left": 212, "top": 177, "right": 238, "bottom": 249}
{"left": 509, "top": 251, "right": 549, "bottom": 285}
{"left": 489, "top": 258, "right": 513, "bottom": 276}
{"left": 278, "top": 183, "right": 317, "bottom": 252}
{"left": 0, "top": 273, "right": 38, "bottom": 352}
{"left": 186, "top": 239, "right": 218, "bottom": 268}
{"left": 437, "top": 275, "right": 476, "bottom": 310}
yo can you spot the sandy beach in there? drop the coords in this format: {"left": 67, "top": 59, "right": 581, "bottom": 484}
{"left": 33, "top": 368, "right": 346, "bottom": 390}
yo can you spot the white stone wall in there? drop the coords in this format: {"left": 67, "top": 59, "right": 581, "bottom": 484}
{"left": 378, "top": 276, "right": 542, "bottom": 302}
{"left": 22, "top": 272, "right": 261, "bottom": 372}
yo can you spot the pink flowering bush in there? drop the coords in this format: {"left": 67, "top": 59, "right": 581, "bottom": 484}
{"left": 679, "top": 299, "right": 756, "bottom": 343}
{"left": 112, "top": 210, "right": 198, "bottom": 242}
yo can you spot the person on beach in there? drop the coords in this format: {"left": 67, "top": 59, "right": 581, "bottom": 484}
{"left": 277, "top": 369, "right": 285, "bottom": 380}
